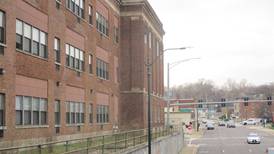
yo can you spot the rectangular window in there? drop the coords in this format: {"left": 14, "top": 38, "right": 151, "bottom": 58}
{"left": 66, "top": 44, "right": 84, "bottom": 71}
{"left": 114, "top": 27, "right": 119, "bottom": 43}
{"left": 0, "top": 94, "right": 5, "bottom": 126}
{"left": 66, "top": 44, "right": 70, "bottom": 66}
{"left": 0, "top": 10, "right": 5, "bottom": 45}
{"left": 54, "top": 38, "right": 61, "bottom": 63}
{"left": 96, "top": 12, "right": 108, "bottom": 36}
{"left": 66, "top": 101, "right": 84, "bottom": 124}
{"left": 55, "top": 100, "right": 61, "bottom": 125}
{"left": 32, "top": 97, "right": 40, "bottom": 125}
{"left": 149, "top": 32, "right": 152, "bottom": 48}
{"left": 89, "top": 54, "right": 93, "bottom": 74}
{"left": 16, "top": 96, "right": 23, "bottom": 125}
{"left": 89, "top": 104, "right": 93, "bottom": 123}
{"left": 67, "top": 0, "right": 84, "bottom": 18}
{"left": 96, "top": 58, "right": 109, "bottom": 80}
{"left": 88, "top": 5, "right": 93, "bottom": 25}
{"left": 32, "top": 28, "right": 40, "bottom": 56}
{"left": 96, "top": 105, "right": 109, "bottom": 123}
{"left": 16, "top": 96, "right": 48, "bottom": 126}
{"left": 16, "top": 20, "right": 23, "bottom": 50}
{"left": 23, "top": 24, "right": 31, "bottom": 53}
{"left": 16, "top": 19, "right": 48, "bottom": 58}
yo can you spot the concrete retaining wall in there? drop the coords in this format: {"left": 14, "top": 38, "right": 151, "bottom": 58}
{"left": 122, "top": 131, "right": 184, "bottom": 154}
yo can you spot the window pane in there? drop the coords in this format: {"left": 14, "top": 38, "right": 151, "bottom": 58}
{"left": 23, "top": 96, "right": 31, "bottom": 110}
{"left": 23, "top": 37, "right": 31, "bottom": 52}
{"left": 32, "top": 28, "right": 39, "bottom": 42}
{"left": 54, "top": 38, "right": 59, "bottom": 50}
{"left": 16, "top": 96, "right": 23, "bottom": 110}
{"left": 23, "top": 23, "right": 31, "bottom": 38}
{"left": 0, "top": 94, "right": 4, "bottom": 110}
{"left": 40, "top": 32, "right": 46, "bottom": 45}
{"left": 40, "top": 99, "right": 47, "bottom": 111}
{"left": 75, "top": 48, "right": 80, "bottom": 59}
{"left": 16, "top": 111, "right": 22, "bottom": 125}
{"left": 33, "top": 111, "right": 39, "bottom": 125}
{"left": 0, "top": 11, "right": 3, "bottom": 27}
{"left": 80, "top": 51, "right": 84, "bottom": 61}
{"left": 70, "top": 46, "right": 75, "bottom": 57}
{"left": 32, "top": 97, "right": 39, "bottom": 111}
{"left": 55, "top": 100, "right": 60, "bottom": 112}
{"left": 66, "top": 44, "right": 69, "bottom": 55}
{"left": 16, "top": 20, "right": 23, "bottom": 35}
{"left": 41, "top": 112, "right": 47, "bottom": 125}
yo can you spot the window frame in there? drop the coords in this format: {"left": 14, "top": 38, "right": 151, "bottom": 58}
{"left": 15, "top": 95, "right": 48, "bottom": 126}
{"left": 16, "top": 19, "right": 48, "bottom": 59}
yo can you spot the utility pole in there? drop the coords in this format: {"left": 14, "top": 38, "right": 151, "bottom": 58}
{"left": 146, "top": 58, "right": 152, "bottom": 154}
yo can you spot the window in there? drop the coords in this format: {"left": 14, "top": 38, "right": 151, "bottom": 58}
{"left": 144, "top": 34, "right": 147, "bottom": 44}
{"left": 88, "top": 5, "right": 93, "bottom": 25}
{"left": 114, "top": 27, "right": 119, "bottom": 43}
{"left": 89, "top": 104, "right": 93, "bottom": 123}
{"left": 16, "top": 96, "right": 48, "bottom": 126}
{"left": 65, "top": 44, "right": 84, "bottom": 71}
{"left": 0, "top": 10, "right": 5, "bottom": 53}
{"left": 156, "top": 41, "right": 159, "bottom": 56}
{"left": 89, "top": 54, "right": 93, "bottom": 74}
{"left": 0, "top": 94, "right": 5, "bottom": 126}
{"left": 96, "top": 58, "right": 109, "bottom": 80}
{"left": 96, "top": 12, "right": 108, "bottom": 36}
{"left": 16, "top": 19, "right": 48, "bottom": 58}
{"left": 96, "top": 105, "right": 109, "bottom": 123}
{"left": 66, "top": 101, "right": 84, "bottom": 125}
{"left": 54, "top": 38, "right": 61, "bottom": 63}
{"left": 55, "top": 100, "right": 61, "bottom": 126}
{"left": 148, "top": 32, "right": 152, "bottom": 48}
{"left": 66, "top": 0, "right": 84, "bottom": 18}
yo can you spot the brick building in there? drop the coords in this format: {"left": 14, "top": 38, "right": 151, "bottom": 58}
{"left": 119, "top": 0, "right": 165, "bottom": 130}
{"left": 0, "top": 0, "right": 164, "bottom": 146}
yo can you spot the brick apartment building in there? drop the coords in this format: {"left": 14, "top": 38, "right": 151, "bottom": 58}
{"left": 0, "top": 0, "right": 164, "bottom": 146}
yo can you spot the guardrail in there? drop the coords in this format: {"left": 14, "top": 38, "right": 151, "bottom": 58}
{"left": 0, "top": 126, "right": 183, "bottom": 154}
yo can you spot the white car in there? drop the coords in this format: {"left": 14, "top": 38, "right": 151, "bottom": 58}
{"left": 242, "top": 119, "right": 256, "bottom": 125}
{"left": 247, "top": 133, "right": 261, "bottom": 144}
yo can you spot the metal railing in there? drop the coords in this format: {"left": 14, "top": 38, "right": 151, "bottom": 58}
{"left": 0, "top": 126, "right": 183, "bottom": 154}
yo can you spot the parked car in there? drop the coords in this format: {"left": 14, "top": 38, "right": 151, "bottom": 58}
{"left": 247, "top": 133, "right": 261, "bottom": 144}
{"left": 227, "top": 121, "right": 236, "bottom": 128}
{"left": 218, "top": 121, "right": 226, "bottom": 126}
{"left": 242, "top": 119, "right": 256, "bottom": 125}
{"left": 207, "top": 123, "right": 215, "bottom": 130}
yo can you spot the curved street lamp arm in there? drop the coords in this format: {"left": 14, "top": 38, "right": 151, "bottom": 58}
{"left": 169, "top": 58, "right": 200, "bottom": 69}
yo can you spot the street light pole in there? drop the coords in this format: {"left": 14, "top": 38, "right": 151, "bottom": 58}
{"left": 166, "top": 58, "right": 200, "bottom": 128}
{"left": 146, "top": 47, "right": 192, "bottom": 154}
{"left": 146, "top": 58, "right": 152, "bottom": 154}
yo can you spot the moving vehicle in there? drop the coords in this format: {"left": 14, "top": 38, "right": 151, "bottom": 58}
{"left": 227, "top": 121, "right": 236, "bottom": 128}
{"left": 247, "top": 133, "right": 261, "bottom": 144}
{"left": 242, "top": 119, "right": 256, "bottom": 125}
{"left": 207, "top": 123, "right": 215, "bottom": 130}
{"left": 218, "top": 121, "right": 226, "bottom": 126}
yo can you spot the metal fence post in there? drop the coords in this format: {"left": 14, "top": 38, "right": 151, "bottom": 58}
{"left": 86, "top": 138, "right": 89, "bottom": 154}
{"left": 65, "top": 141, "right": 69, "bottom": 152}
{"left": 125, "top": 132, "right": 128, "bottom": 149}
{"left": 38, "top": 145, "right": 42, "bottom": 154}
{"left": 133, "top": 132, "right": 136, "bottom": 147}
{"left": 114, "top": 134, "right": 117, "bottom": 152}
{"left": 101, "top": 136, "right": 105, "bottom": 154}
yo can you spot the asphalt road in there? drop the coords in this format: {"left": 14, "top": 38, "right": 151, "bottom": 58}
{"left": 191, "top": 125, "right": 274, "bottom": 154}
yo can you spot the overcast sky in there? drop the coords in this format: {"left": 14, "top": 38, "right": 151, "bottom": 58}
{"left": 148, "top": 0, "right": 274, "bottom": 87}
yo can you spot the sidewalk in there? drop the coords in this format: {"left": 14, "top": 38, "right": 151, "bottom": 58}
{"left": 181, "top": 130, "right": 204, "bottom": 154}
